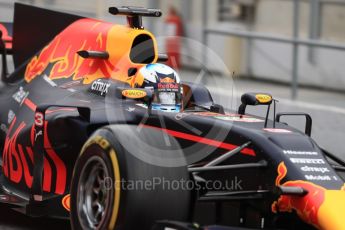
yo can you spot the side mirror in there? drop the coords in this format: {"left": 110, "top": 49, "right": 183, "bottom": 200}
{"left": 238, "top": 93, "right": 272, "bottom": 115}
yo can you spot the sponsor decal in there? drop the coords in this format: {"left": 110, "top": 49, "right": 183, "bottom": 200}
{"left": 62, "top": 194, "right": 70, "bottom": 212}
{"left": 3, "top": 118, "right": 67, "bottom": 194}
{"left": 191, "top": 112, "right": 219, "bottom": 117}
{"left": 175, "top": 113, "right": 191, "bottom": 120}
{"left": 126, "top": 107, "right": 135, "bottom": 112}
{"left": 122, "top": 89, "right": 147, "bottom": 99}
{"left": 263, "top": 128, "right": 291, "bottom": 133}
{"left": 215, "top": 116, "right": 264, "bottom": 122}
{"left": 7, "top": 110, "right": 15, "bottom": 124}
{"left": 272, "top": 162, "right": 326, "bottom": 228}
{"left": 301, "top": 166, "right": 330, "bottom": 174}
{"left": 43, "top": 74, "right": 57, "bottom": 87}
{"left": 59, "top": 80, "right": 82, "bottom": 89}
{"left": 157, "top": 83, "right": 179, "bottom": 92}
{"left": 35, "top": 130, "right": 43, "bottom": 141}
{"left": 91, "top": 135, "right": 110, "bottom": 150}
{"left": 273, "top": 162, "right": 345, "bottom": 229}
{"left": 283, "top": 150, "right": 318, "bottom": 155}
{"left": 159, "top": 77, "right": 175, "bottom": 83}
{"left": 12, "top": 87, "right": 29, "bottom": 105}
{"left": 192, "top": 112, "right": 236, "bottom": 117}
{"left": 275, "top": 161, "right": 288, "bottom": 186}
{"left": 290, "top": 158, "right": 325, "bottom": 164}
{"left": 24, "top": 19, "right": 116, "bottom": 84}
{"left": 136, "top": 103, "right": 148, "bottom": 109}
{"left": 173, "top": 112, "right": 263, "bottom": 122}
{"left": 289, "top": 154, "right": 339, "bottom": 182}
{"left": 35, "top": 112, "right": 44, "bottom": 127}
{"left": 256, "top": 94, "right": 272, "bottom": 103}
{"left": 305, "top": 175, "right": 332, "bottom": 181}
{"left": 90, "top": 79, "right": 111, "bottom": 96}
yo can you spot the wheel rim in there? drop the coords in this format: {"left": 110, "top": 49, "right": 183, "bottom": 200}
{"left": 77, "top": 155, "right": 112, "bottom": 229}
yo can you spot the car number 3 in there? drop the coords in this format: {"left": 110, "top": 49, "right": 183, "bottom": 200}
{"left": 35, "top": 112, "right": 44, "bottom": 127}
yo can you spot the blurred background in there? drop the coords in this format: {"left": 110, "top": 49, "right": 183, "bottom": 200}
{"left": 0, "top": 0, "right": 345, "bottom": 166}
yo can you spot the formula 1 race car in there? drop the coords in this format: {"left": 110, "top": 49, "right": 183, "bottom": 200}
{"left": 1, "top": 3, "right": 345, "bottom": 230}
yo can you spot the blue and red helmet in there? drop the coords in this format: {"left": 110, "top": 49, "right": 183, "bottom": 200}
{"left": 137, "top": 63, "right": 182, "bottom": 112}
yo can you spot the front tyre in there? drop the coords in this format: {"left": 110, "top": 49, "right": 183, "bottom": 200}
{"left": 70, "top": 126, "right": 191, "bottom": 230}
{"left": 70, "top": 132, "right": 120, "bottom": 230}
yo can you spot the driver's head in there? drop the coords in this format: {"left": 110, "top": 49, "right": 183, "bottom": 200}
{"left": 136, "top": 63, "right": 182, "bottom": 112}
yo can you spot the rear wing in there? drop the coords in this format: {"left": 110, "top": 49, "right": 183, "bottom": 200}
{"left": 12, "top": 3, "right": 83, "bottom": 68}
{"left": 1, "top": 3, "right": 82, "bottom": 83}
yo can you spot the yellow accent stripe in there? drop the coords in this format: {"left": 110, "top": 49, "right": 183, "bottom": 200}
{"left": 108, "top": 149, "right": 121, "bottom": 230}
{"left": 80, "top": 135, "right": 121, "bottom": 229}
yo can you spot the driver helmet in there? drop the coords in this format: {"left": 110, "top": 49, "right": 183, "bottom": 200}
{"left": 137, "top": 63, "right": 182, "bottom": 112}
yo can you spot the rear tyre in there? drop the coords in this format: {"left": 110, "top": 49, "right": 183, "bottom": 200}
{"left": 70, "top": 126, "right": 191, "bottom": 230}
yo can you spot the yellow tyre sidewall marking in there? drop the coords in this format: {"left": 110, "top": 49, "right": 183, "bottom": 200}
{"left": 108, "top": 149, "right": 120, "bottom": 230}
{"left": 80, "top": 135, "right": 121, "bottom": 230}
